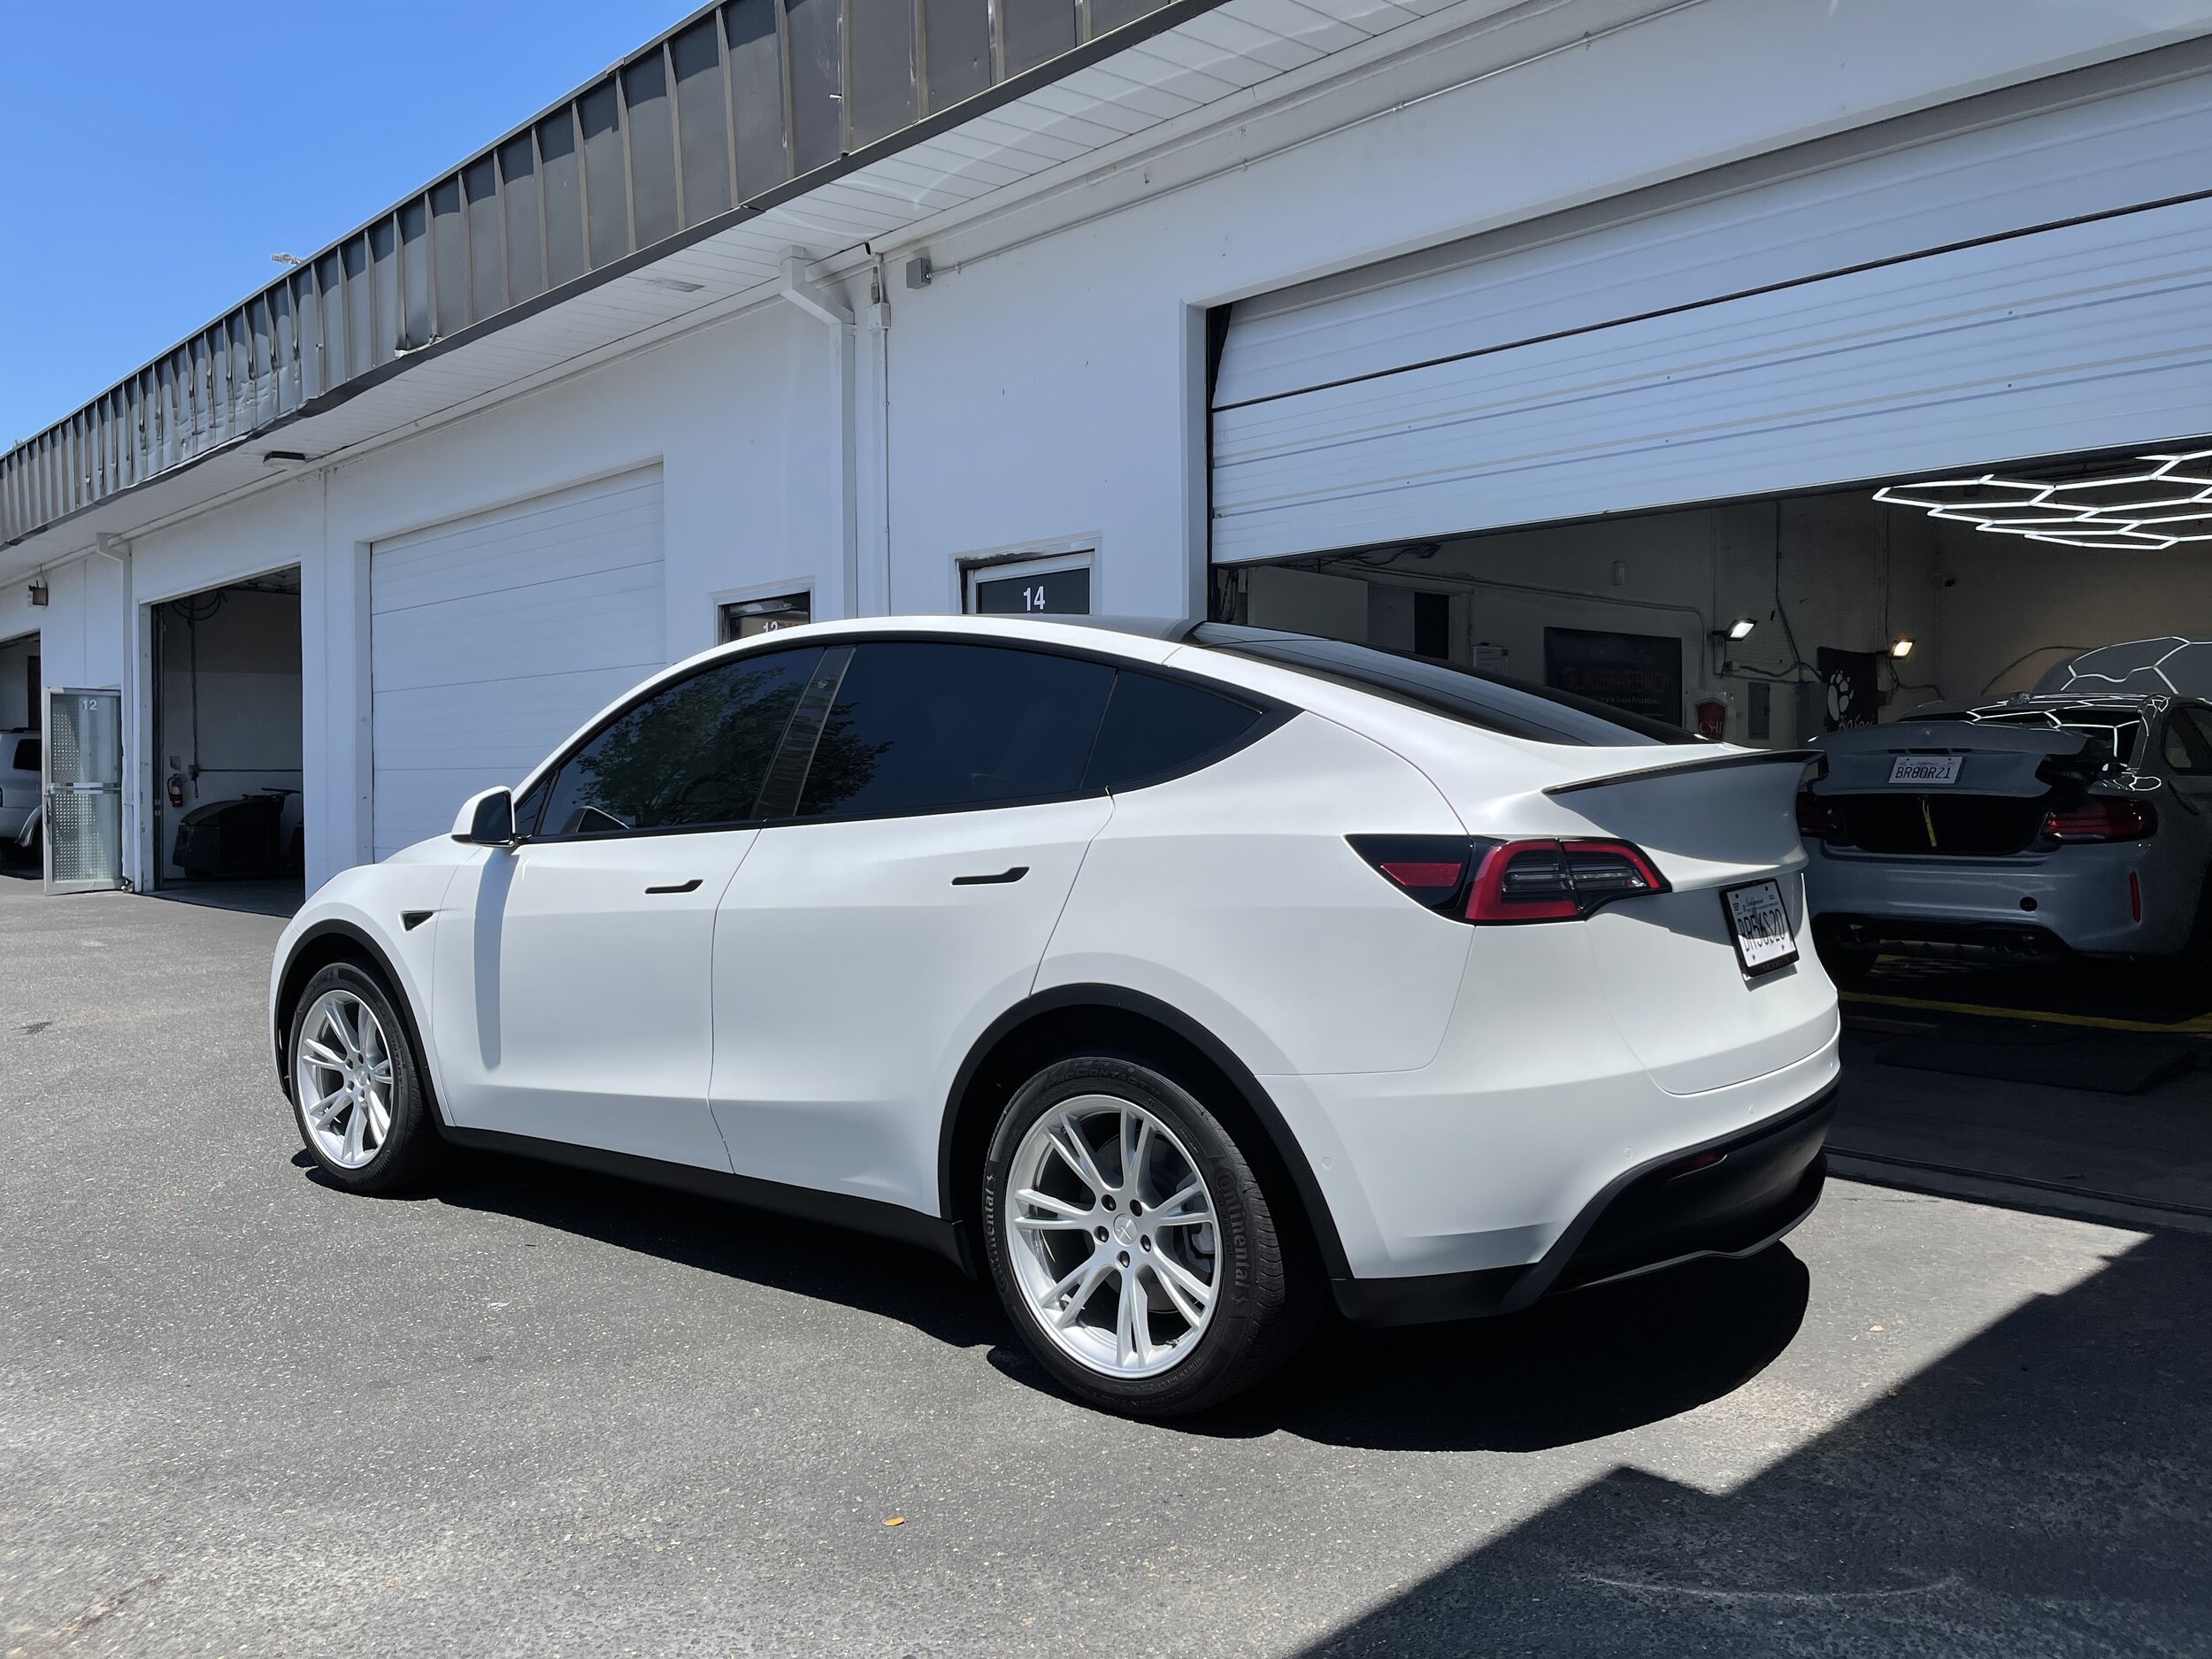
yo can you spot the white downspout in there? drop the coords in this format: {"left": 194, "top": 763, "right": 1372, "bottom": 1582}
{"left": 90, "top": 534, "right": 140, "bottom": 891}
{"left": 777, "top": 250, "right": 862, "bottom": 619}
{"left": 865, "top": 255, "right": 893, "bottom": 617}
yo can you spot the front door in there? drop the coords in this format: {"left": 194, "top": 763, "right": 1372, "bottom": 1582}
{"left": 708, "top": 639, "right": 1120, "bottom": 1212}
{"left": 431, "top": 645, "right": 823, "bottom": 1168}
{"left": 43, "top": 687, "right": 123, "bottom": 895}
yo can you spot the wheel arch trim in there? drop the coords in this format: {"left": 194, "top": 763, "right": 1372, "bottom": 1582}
{"left": 936, "top": 983, "right": 1352, "bottom": 1280}
{"left": 273, "top": 919, "right": 445, "bottom": 1123}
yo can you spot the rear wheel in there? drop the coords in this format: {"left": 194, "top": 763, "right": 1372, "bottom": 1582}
{"left": 288, "top": 961, "right": 443, "bottom": 1194}
{"left": 981, "top": 1056, "right": 1310, "bottom": 1417}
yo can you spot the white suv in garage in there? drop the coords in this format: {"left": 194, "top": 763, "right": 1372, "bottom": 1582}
{"left": 270, "top": 616, "right": 1839, "bottom": 1415}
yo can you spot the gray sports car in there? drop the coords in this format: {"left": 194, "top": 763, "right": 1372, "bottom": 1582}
{"left": 1799, "top": 639, "right": 2212, "bottom": 974}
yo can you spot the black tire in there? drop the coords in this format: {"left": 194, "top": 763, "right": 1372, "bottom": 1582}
{"left": 980, "top": 1055, "right": 1313, "bottom": 1417}
{"left": 286, "top": 959, "right": 445, "bottom": 1194}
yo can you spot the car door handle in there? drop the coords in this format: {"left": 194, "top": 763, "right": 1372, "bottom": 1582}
{"left": 951, "top": 865, "right": 1029, "bottom": 887}
{"left": 645, "top": 879, "right": 703, "bottom": 895}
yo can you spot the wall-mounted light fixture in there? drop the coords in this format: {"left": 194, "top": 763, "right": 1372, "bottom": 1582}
{"left": 1709, "top": 618, "right": 1756, "bottom": 675}
{"left": 1890, "top": 638, "right": 1915, "bottom": 659}
{"left": 1875, "top": 449, "right": 2212, "bottom": 549}
{"left": 27, "top": 576, "right": 48, "bottom": 607}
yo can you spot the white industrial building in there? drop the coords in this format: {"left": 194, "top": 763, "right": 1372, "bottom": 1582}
{"left": 10, "top": 0, "right": 2212, "bottom": 897}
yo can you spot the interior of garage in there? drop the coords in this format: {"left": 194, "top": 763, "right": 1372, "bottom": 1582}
{"left": 0, "top": 628, "right": 40, "bottom": 877}
{"left": 1216, "top": 440, "right": 2212, "bottom": 1224}
{"left": 151, "top": 571, "right": 304, "bottom": 911}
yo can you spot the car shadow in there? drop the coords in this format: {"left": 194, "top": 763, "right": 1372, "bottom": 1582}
{"left": 1108, "top": 1245, "right": 1809, "bottom": 1452}
{"left": 302, "top": 1142, "right": 1808, "bottom": 1450}
{"left": 297, "top": 1144, "right": 1006, "bottom": 1352}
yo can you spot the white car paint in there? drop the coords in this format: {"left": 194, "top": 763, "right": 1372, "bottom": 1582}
{"left": 0, "top": 729, "right": 36, "bottom": 843}
{"left": 271, "top": 614, "right": 1839, "bottom": 1302}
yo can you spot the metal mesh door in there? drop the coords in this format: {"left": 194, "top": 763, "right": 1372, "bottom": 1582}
{"left": 44, "top": 687, "right": 123, "bottom": 894}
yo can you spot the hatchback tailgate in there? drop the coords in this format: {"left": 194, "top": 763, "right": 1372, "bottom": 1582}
{"left": 1549, "top": 750, "right": 1837, "bottom": 1094}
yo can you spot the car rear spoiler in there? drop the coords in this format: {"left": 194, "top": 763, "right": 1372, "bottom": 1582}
{"left": 1543, "top": 749, "right": 1818, "bottom": 797}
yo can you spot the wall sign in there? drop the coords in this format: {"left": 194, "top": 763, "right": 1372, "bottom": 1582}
{"left": 1542, "top": 627, "right": 1683, "bottom": 726}
{"left": 965, "top": 552, "right": 1092, "bottom": 617}
{"left": 719, "top": 591, "right": 810, "bottom": 641}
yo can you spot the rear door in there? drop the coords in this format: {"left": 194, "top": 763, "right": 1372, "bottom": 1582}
{"left": 708, "top": 641, "right": 1117, "bottom": 1212}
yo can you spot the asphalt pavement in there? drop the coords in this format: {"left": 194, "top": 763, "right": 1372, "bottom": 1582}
{"left": 4, "top": 880, "right": 2208, "bottom": 1656}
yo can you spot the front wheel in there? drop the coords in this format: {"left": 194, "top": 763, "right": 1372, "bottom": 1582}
{"left": 981, "top": 1056, "right": 1310, "bottom": 1417}
{"left": 288, "top": 960, "right": 444, "bottom": 1194}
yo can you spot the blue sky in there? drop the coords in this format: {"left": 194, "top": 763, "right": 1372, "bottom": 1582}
{"left": 0, "top": 1, "right": 702, "bottom": 449}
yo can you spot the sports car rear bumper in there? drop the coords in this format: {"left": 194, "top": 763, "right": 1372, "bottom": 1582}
{"left": 1330, "top": 1083, "right": 1835, "bottom": 1327}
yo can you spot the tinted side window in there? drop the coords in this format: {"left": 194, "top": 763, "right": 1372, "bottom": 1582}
{"left": 796, "top": 642, "right": 1113, "bottom": 818}
{"left": 12, "top": 738, "right": 37, "bottom": 773}
{"left": 539, "top": 649, "right": 819, "bottom": 837}
{"left": 1082, "top": 672, "right": 1263, "bottom": 792}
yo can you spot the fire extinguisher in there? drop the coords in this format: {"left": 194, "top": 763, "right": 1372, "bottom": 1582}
{"left": 166, "top": 772, "right": 186, "bottom": 810}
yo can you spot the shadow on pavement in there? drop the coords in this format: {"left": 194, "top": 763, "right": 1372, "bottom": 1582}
{"left": 1287, "top": 1227, "right": 2212, "bottom": 1656}
{"left": 394, "top": 1148, "right": 1005, "bottom": 1353}
{"left": 357, "top": 1141, "right": 1808, "bottom": 1455}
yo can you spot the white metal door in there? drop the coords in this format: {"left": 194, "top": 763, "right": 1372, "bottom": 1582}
{"left": 42, "top": 687, "right": 123, "bottom": 895}
{"left": 1210, "top": 60, "right": 2212, "bottom": 564}
{"left": 709, "top": 797, "right": 1112, "bottom": 1215}
{"left": 369, "top": 470, "right": 665, "bottom": 858}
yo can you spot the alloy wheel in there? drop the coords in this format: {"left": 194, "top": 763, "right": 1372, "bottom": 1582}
{"left": 294, "top": 988, "right": 396, "bottom": 1171}
{"left": 1003, "top": 1093, "right": 1223, "bottom": 1378}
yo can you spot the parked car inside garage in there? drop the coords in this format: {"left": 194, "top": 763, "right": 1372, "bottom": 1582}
{"left": 1801, "top": 639, "right": 2212, "bottom": 974}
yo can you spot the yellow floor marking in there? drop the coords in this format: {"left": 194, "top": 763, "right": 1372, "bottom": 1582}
{"left": 1840, "top": 989, "right": 2212, "bottom": 1036}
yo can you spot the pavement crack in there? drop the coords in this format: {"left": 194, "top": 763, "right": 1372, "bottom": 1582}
{"left": 1576, "top": 1571, "right": 1961, "bottom": 1604}
{"left": 34, "top": 1574, "right": 163, "bottom": 1651}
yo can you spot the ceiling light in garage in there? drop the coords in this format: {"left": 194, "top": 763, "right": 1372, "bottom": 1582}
{"left": 1875, "top": 449, "right": 2212, "bottom": 549}
{"left": 1725, "top": 617, "right": 1757, "bottom": 641}
{"left": 1890, "top": 638, "right": 1914, "bottom": 658}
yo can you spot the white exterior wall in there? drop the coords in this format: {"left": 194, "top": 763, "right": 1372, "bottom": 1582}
{"left": 92, "top": 298, "right": 840, "bottom": 892}
{"left": 885, "top": 0, "right": 2204, "bottom": 614}
{"left": 11, "top": 0, "right": 2205, "bottom": 892}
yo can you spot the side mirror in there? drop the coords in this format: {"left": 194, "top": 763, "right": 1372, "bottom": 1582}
{"left": 452, "top": 787, "right": 518, "bottom": 846}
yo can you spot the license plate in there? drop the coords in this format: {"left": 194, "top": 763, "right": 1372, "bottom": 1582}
{"left": 1888, "top": 754, "right": 1962, "bottom": 785}
{"left": 1722, "top": 879, "right": 1798, "bottom": 976}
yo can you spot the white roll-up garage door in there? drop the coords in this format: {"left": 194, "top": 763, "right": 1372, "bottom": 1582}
{"left": 1210, "top": 54, "right": 2212, "bottom": 565}
{"left": 370, "top": 469, "right": 665, "bottom": 857}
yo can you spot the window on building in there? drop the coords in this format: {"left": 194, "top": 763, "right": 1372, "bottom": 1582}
{"left": 795, "top": 641, "right": 1113, "bottom": 818}
{"left": 964, "top": 552, "right": 1092, "bottom": 617}
{"left": 718, "top": 590, "right": 811, "bottom": 641}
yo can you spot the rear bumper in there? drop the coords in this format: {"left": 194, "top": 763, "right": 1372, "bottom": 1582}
{"left": 1331, "top": 1083, "right": 1836, "bottom": 1327}
{"left": 1803, "top": 841, "right": 2180, "bottom": 956}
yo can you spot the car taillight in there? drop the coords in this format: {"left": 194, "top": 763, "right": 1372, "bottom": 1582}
{"left": 1795, "top": 791, "right": 1848, "bottom": 843}
{"left": 1348, "top": 835, "right": 1669, "bottom": 923}
{"left": 2041, "top": 796, "right": 2155, "bottom": 843}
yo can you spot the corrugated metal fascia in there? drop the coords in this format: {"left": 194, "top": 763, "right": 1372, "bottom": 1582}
{"left": 2, "top": 0, "right": 1228, "bottom": 548}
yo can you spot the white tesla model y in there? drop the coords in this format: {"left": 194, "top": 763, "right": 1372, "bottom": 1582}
{"left": 271, "top": 616, "right": 1839, "bottom": 1414}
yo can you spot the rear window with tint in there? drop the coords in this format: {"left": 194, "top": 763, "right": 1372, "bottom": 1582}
{"left": 12, "top": 738, "right": 36, "bottom": 773}
{"left": 1080, "top": 672, "right": 1264, "bottom": 792}
{"left": 1189, "top": 624, "right": 1699, "bottom": 747}
{"left": 796, "top": 642, "right": 1115, "bottom": 818}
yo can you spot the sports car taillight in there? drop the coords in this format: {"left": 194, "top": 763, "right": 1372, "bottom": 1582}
{"left": 1795, "top": 790, "right": 1848, "bottom": 843}
{"left": 2041, "top": 796, "right": 2155, "bottom": 843}
{"left": 1348, "top": 835, "right": 1670, "bottom": 923}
